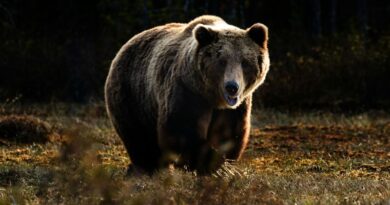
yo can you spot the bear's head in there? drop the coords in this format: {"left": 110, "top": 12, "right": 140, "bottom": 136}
{"left": 193, "top": 22, "right": 270, "bottom": 109}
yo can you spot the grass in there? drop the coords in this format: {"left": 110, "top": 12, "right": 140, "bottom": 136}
{"left": 0, "top": 102, "right": 389, "bottom": 204}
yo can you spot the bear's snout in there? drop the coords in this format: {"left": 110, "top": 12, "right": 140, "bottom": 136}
{"left": 225, "top": 81, "right": 239, "bottom": 96}
{"left": 223, "top": 81, "right": 240, "bottom": 106}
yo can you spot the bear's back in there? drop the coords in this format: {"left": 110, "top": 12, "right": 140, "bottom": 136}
{"left": 124, "top": 15, "right": 225, "bottom": 53}
{"left": 184, "top": 15, "right": 225, "bottom": 32}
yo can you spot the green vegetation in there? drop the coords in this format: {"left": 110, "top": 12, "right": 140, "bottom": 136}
{"left": 0, "top": 103, "right": 389, "bottom": 204}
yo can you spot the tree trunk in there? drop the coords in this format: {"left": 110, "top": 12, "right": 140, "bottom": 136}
{"left": 308, "top": 0, "right": 322, "bottom": 38}
{"left": 329, "top": 0, "right": 337, "bottom": 34}
{"left": 142, "top": 1, "right": 150, "bottom": 28}
{"left": 356, "top": 0, "right": 368, "bottom": 36}
{"left": 237, "top": 0, "right": 245, "bottom": 27}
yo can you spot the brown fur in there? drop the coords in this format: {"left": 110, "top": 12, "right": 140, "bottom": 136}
{"left": 105, "top": 15, "right": 270, "bottom": 174}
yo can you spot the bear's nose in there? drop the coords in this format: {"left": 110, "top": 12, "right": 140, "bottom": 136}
{"left": 225, "top": 81, "right": 239, "bottom": 96}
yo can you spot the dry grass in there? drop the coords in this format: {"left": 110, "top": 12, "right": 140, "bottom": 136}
{"left": 0, "top": 103, "right": 389, "bottom": 204}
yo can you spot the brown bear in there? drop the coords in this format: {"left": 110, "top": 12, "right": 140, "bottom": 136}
{"left": 105, "top": 15, "right": 270, "bottom": 174}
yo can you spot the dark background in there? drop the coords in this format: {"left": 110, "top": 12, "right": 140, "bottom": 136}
{"left": 1, "top": 0, "right": 389, "bottom": 111}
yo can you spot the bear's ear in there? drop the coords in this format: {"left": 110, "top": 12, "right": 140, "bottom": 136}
{"left": 247, "top": 23, "right": 268, "bottom": 49}
{"left": 193, "top": 24, "right": 218, "bottom": 46}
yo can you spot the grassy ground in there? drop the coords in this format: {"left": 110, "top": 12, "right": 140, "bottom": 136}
{"left": 0, "top": 103, "right": 389, "bottom": 204}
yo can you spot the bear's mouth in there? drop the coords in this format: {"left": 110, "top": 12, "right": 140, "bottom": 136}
{"left": 224, "top": 93, "right": 238, "bottom": 106}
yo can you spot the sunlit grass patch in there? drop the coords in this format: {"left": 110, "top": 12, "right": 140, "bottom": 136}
{"left": 0, "top": 104, "right": 389, "bottom": 204}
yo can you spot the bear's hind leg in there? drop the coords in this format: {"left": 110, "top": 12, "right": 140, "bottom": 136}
{"left": 112, "top": 115, "right": 163, "bottom": 175}
{"left": 123, "top": 131, "right": 163, "bottom": 175}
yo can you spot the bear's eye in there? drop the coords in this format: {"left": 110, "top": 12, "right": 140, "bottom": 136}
{"left": 204, "top": 51, "right": 212, "bottom": 58}
{"left": 241, "top": 59, "right": 251, "bottom": 69}
{"left": 242, "top": 58, "right": 260, "bottom": 76}
{"left": 218, "top": 59, "right": 227, "bottom": 67}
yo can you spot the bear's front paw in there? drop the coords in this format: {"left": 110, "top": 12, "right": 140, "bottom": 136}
{"left": 196, "top": 148, "right": 226, "bottom": 175}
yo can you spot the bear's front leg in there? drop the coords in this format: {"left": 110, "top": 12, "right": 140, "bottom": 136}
{"left": 206, "top": 95, "right": 252, "bottom": 161}
{"left": 157, "top": 86, "right": 225, "bottom": 174}
{"left": 158, "top": 112, "right": 225, "bottom": 174}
